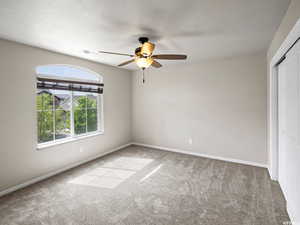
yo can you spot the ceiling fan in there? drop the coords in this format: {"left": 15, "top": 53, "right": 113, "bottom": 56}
{"left": 97, "top": 37, "right": 187, "bottom": 70}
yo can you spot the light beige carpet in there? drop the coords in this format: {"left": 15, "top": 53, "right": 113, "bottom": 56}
{"left": 0, "top": 145, "right": 290, "bottom": 225}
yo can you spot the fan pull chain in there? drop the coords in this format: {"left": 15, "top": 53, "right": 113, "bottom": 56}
{"left": 142, "top": 68, "right": 145, "bottom": 84}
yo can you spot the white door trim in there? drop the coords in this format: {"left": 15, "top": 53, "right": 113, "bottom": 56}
{"left": 268, "top": 19, "right": 300, "bottom": 180}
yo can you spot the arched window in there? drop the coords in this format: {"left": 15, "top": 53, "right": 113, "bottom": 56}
{"left": 36, "top": 65, "right": 104, "bottom": 147}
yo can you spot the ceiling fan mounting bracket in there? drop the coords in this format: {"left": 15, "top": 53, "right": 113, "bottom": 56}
{"left": 138, "top": 37, "right": 149, "bottom": 44}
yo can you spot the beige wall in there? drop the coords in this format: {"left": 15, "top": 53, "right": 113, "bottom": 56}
{"left": 267, "top": 0, "right": 300, "bottom": 61}
{"left": 0, "top": 39, "right": 132, "bottom": 192}
{"left": 132, "top": 53, "right": 267, "bottom": 165}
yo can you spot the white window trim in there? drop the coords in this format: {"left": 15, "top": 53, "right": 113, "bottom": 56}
{"left": 37, "top": 91, "right": 104, "bottom": 150}
{"left": 37, "top": 131, "right": 104, "bottom": 150}
{"left": 36, "top": 65, "right": 104, "bottom": 150}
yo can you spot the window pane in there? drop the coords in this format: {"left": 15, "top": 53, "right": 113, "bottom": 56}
{"left": 87, "top": 94, "right": 97, "bottom": 109}
{"left": 74, "top": 109, "right": 86, "bottom": 135}
{"left": 36, "top": 65, "right": 103, "bottom": 146}
{"left": 36, "top": 65, "right": 100, "bottom": 82}
{"left": 74, "top": 93, "right": 86, "bottom": 109}
{"left": 87, "top": 109, "right": 97, "bottom": 132}
{"left": 37, "top": 90, "right": 53, "bottom": 110}
{"left": 36, "top": 90, "right": 43, "bottom": 111}
{"left": 54, "top": 90, "right": 71, "bottom": 110}
{"left": 55, "top": 110, "right": 71, "bottom": 140}
{"left": 37, "top": 111, "right": 54, "bottom": 143}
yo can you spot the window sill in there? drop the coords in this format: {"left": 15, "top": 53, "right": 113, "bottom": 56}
{"left": 37, "top": 131, "right": 104, "bottom": 150}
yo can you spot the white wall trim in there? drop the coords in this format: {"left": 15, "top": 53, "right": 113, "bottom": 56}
{"left": 0, "top": 143, "right": 132, "bottom": 197}
{"left": 268, "top": 18, "right": 300, "bottom": 181}
{"left": 133, "top": 142, "right": 268, "bottom": 168}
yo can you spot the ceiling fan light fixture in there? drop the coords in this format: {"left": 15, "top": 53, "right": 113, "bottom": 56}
{"left": 135, "top": 57, "right": 153, "bottom": 69}
{"left": 98, "top": 37, "right": 187, "bottom": 72}
{"left": 141, "top": 42, "right": 155, "bottom": 56}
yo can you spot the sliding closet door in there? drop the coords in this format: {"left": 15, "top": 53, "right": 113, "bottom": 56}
{"left": 278, "top": 41, "right": 300, "bottom": 221}
{"left": 278, "top": 59, "right": 288, "bottom": 197}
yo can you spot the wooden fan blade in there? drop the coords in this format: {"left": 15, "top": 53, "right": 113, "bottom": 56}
{"left": 118, "top": 59, "right": 135, "bottom": 67}
{"left": 98, "top": 51, "right": 134, "bottom": 57}
{"left": 152, "top": 54, "right": 187, "bottom": 60}
{"left": 151, "top": 60, "right": 162, "bottom": 68}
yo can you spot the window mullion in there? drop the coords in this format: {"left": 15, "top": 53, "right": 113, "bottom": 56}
{"left": 52, "top": 92, "right": 55, "bottom": 141}
{"left": 71, "top": 91, "right": 74, "bottom": 137}
{"left": 98, "top": 94, "right": 101, "bottom": 132}
{"left": 85, "top": 95, "right": 88, "bottom": 133}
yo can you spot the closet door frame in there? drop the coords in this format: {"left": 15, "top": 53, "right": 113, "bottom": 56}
{"left": 268, "top": 18, "right": 300, "bottom": 181}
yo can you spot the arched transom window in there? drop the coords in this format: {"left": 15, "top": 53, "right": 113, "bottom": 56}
{"left": 36, "top": 65, "right": 104, "bottom": 147}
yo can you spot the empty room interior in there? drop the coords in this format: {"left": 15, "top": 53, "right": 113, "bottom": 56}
{"left": 0, "top": 0, "right": 299, "bottom": 224}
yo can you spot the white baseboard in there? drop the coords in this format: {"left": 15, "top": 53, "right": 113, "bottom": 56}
{"left": 0, "top": 143, "right": 132, "bottom": 197}
{"left": 287, "top": 203, "right": 297, "bottom": 225}
{"left": 267, "top": 166, "right": 275, "bottom": 180}
{"left": 133, "top": 142, "right": 268, "bottom": 168}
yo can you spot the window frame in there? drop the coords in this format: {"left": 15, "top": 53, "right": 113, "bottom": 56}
{"left": 36, "top": 65, "right": 104, "bottom": 150}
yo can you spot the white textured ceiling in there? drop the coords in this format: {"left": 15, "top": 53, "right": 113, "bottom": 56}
{"left": 0, "top": 0, "right": 290, "bottom": 70}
